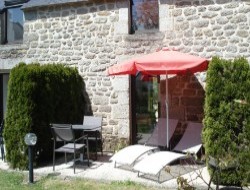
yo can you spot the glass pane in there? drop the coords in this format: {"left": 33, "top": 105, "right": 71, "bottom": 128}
{"left": 132, "top": 0, "right": 159, "bottom": 31}
{"left": 136, "top": 74, "right": 159, "bottom": 144}
{"left": 7, "top": 7, "right": 24, "bottom": 43}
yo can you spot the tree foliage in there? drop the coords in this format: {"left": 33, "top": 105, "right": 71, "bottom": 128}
{"left": 4, "top": 63, "right": 85, "bottom": 169}
{"left": 203, "top": 57, "right": 250, "bottom": 186}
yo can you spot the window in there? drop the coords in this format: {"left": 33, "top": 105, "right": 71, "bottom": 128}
{"left": 130, "top": 0, "right": 159, "bottom": 32}
{"left": 6, "top": 6, "right": 24, "bottom": 43}
{"left": 1, "top": 2, "right": 25, "bottom": 44}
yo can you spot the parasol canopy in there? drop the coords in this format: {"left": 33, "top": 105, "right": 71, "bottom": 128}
{"left": 108, "top": 48, "right": 208, "bottom": 76}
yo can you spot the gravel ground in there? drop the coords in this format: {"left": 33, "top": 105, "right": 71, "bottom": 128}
{"left": 1, "top": 152, "right": 248, "bottom": 189}
{"left": 0, "top": 153, "right": 214, "bottom": 190}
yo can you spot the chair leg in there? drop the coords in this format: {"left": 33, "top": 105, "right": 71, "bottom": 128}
{"left": 95, "top": 133, "right": 98, "bottom": 160}
{"left": 216, "top": 170, "right": 220, "bottom": 190}
{"left": 65, "top": 152, "right": 67, "bottom": 163}
{"left": 82, "top": 143, "right": 84, "bottom": 162}
{"left": 101, "top": 140, "right": 103, "bottom": 156}
{"left": 87, "top": 140, "right": 90, "bottom": 167}
{"left": 0, "top": 147, "right": 3, "bottom": 161}
{"left": 101, "top": 136, "right": 103, "bottom": 156}
{"left": 53, "top": 141, "right": 56, "bottom": 171}
{"left": 73, "top": 151, "right": 75, "bottom": 174}
{"left": 64, "top": 142, "right": 67, "bottom": 163}
{"left": 53, "top": 150, "right": 55, "bottom": 171}
{"left": 0, "top": 139, "right": 4, "bottom": 161}
{"left": 3, "top": 143, "right": 5, "bottom": 162}
{"left": 0, "top": 145, "right": 2, "bottom": 161}
{"left": 0, "top": 143, "right": 4, "bottom": 161}
{"left": 1, "top": 145, "right": 4, "bottom": 161}
{"left": 208, "top": 169, "right": 215, "bottom": 190}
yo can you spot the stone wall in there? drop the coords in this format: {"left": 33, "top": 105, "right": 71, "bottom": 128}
{"left": 0, "top": 44, "right": 28, "bottom": 70}
{"left": 21, "top": 0, "right": 167, "bottom": 151}
{"left": 160, "top": 0, "right": 250, "bottom": 61}
{"left": 0, "top": 0, "right": 250, "bottom": 151}
{"left": 161, "top": 74, "right": 205, "bottom": 123}
{"left": 23, "top": 0, "right": 130, "bottom": 152}
{"left": 160, "top": 74, "right": 205, "bottom": 137}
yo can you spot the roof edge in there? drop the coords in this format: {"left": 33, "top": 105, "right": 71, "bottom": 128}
{"left": 22, "top": 0, "right": 89, "bottom": 10}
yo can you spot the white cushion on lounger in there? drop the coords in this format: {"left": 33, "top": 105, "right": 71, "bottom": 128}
{"left": 133, "top": 151, "right": 186, "bottom": 176}
{"left": 110, "top": 145, "right": 158, "bottom": 166}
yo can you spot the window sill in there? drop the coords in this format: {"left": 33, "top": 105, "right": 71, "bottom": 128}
{"left": 125, "top": 30, "right": 164, "bottom": 41}
{"left": 133, "top": 29, "right": 160, "bottom": 34}
{"left": 0, "top": 43, "right": 28, "bottom": 50}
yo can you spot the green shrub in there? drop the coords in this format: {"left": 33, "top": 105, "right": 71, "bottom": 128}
{"left": 203, "top": 57, "right": 250, "bottom": 186}
{"left": 4, "top": 63, "right": 85, "bottom": 169}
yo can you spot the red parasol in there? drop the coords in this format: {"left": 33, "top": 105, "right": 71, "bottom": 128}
{"left": 108, "top": 48, "right": 208, "bottom": 76}
{"left": 108, "top": 48, "right": 209, "bottom": 148}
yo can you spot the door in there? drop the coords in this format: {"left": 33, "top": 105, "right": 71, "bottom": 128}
{"left": 0, "top": 74, "right": 9, "bottom": 121}
{"left": 135, "top": 74, "right": 159, "bottom": 144}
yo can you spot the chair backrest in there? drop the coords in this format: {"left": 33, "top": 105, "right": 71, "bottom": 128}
{"left": 146, "top": 118, "right": 179, "bottom": 147}
{"left": 173, "top": 122, "right": 203, "bottom": 154}
{"left": 83, "top": 116, "right": 102, "bottom": 129}
{"left": 51, "top": 124, "right": 74, "bottom": 142}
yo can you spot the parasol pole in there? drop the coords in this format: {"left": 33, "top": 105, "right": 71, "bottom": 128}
{"left": 166, "top": 72, "right": 169, "bottom": 149}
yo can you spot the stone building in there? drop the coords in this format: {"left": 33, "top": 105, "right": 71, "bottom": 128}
{"left": 0, "top": 0, "right": 249, "bottom": 151}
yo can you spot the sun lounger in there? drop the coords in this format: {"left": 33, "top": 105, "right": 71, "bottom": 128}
{"left": 146, "top": 118, "right": 179, "bottom": 148}
{"left": 173, "top": 122, "right": 203, "bottom": 154}
{"left": 133, "top": 151, "right": 186, "bottom": 182}
{"left": 110, "top": 145, "right": 159, "bottom": 168}
{"left": 133, "top": 122, "right": 204, "bottom": 182}
{"left": 109, "top": 119, "right": 179, "bottom": 168}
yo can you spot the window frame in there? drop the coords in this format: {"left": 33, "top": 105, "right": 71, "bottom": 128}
{"left": 1, "top": 4, "right": 24, "bottom": 45}
{"left": 129, "top": 0, "right": 159, "bottom": 34}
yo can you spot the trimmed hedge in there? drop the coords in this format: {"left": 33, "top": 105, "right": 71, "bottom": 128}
{"left": 4, "top": 63, "right": 85, "bottom": 169}
{"left": 203, "top": 57, "right": 250, "bottom": 186}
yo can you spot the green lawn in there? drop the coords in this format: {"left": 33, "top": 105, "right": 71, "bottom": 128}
{"left": 0, "top": 169, "right": 157, "bottom": 190}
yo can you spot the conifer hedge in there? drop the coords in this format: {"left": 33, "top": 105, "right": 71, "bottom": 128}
{"left": 4, "top": 63, "right": 85, "bottom": 169}
{"left": 203, "top": 57, "right": 250, "bottom": 186}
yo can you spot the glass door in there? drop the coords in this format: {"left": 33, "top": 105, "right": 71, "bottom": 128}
{"left": 136, "top": 74, "right": 159, "bottom": 144}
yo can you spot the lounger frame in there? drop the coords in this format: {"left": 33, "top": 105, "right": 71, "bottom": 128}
{"left": 133, "top": 122, "right": 204, "bottom": 182}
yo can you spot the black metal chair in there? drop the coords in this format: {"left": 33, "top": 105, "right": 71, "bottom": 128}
{"left": 83, "top": 116, "right": 103, "bottom": 160}
{"left": 0, "top": 120, "right": 5, "bottom": 161}
{"left": 208, "top": 156, "right": 242, "bottom": 190}
{"left": 51, "top": 124, "right": 89, "bottom": 174}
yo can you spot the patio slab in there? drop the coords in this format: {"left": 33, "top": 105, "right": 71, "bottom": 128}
{"left": 0, "top": 153, "right": 246, "bottom": 190}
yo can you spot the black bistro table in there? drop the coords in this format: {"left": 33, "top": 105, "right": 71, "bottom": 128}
{"left": 72, "top": 124, "right": 101, "bottom": 160}
{"left": 72, "top": 124, "right": 100, "bottom": 131}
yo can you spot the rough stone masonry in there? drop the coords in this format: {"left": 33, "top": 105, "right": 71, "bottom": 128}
{"left": 0, "top": 0, "right": 249, "bottom": 151}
